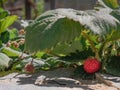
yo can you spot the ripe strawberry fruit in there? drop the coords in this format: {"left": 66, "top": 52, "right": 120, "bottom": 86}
{"left": 83, "top": 58, "right": 101, "bottom": 74}
{"left": 25, "top": 62, "right": 35, "bottom": 73}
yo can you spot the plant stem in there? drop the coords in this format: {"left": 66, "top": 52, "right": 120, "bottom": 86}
{"left": 82, "top": 31, "right": 100, "bottom": 60}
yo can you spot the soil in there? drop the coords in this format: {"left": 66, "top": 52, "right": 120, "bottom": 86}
{"left": 0, "top": 68, "right": 120, "bottom": 90}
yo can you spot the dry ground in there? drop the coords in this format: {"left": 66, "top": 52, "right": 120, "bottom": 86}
{"left": 0, "top": 68, "right": 120, "bottom": 90}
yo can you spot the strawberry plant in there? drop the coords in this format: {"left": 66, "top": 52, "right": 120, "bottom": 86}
{"left": 0, "top": 8, "right": 29, "bottom": 73}
{"left": 24, "top": 0, "right": 120, "bottom": 76}
{"left": 0, "top": 8, "right": 18, "bottom": 71}
{"left": 0, "top": 0, "right": 120, "bottom": 79}
{"left": 0, "top": 8, "right": 52, "bottom": 75}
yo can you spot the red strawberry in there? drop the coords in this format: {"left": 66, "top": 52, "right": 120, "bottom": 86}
{"left": 25, "top": 62, "right": 35, "bottom": 73}
{"left": 83, "top": 58, "right": 101, "bottom": 74}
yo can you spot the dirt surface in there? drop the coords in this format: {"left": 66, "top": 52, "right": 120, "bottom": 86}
{"left": 0, "top": 68, "right": 120, "bottom": 90}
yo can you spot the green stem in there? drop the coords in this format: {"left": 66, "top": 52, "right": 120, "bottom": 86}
{"left": 82, "top": 31, "right": 100, "bottom": 60}
{"left": 98, "top": 41, "right": 106, "bottom": 58}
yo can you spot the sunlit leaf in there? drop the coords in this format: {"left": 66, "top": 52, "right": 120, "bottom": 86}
{"left": 1, "top": 47, "right": 28, "bottom": 57}
{"left": 8, "top": 28, "right": 18, "bottom": 40}
{"left": 35, "top": 51, "right": 46, "bottom": 58}
{"left": 0, "top": 53, "right": 12, "bottom": 68}
{"left": 25, "top": 8, "right": 120, "bottom": 53}
{"left": 0, "top": 15, "right": 18, "bottom": 33}
{"left": 102, "top": 0, "right": 119, "bottom": 9}
{"left": 107, "top": 30, "right": 120, "bottom": 42}
{"left": 97, "top": 0, "right": 119, "bottom": 9}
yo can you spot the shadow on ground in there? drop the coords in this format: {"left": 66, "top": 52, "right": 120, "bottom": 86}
{"left": 15, "top": 68, "right": 98, "bottom": 90}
